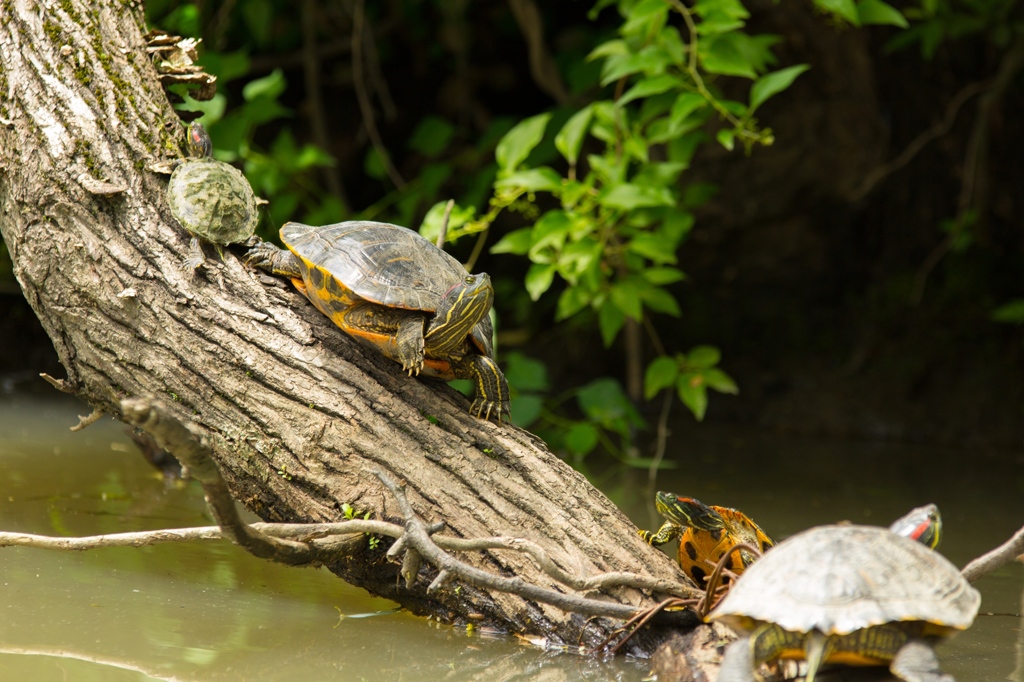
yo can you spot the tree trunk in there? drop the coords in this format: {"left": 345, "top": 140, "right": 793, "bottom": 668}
{"left": 0, "top": 0, "right": 692, "bottom": 655}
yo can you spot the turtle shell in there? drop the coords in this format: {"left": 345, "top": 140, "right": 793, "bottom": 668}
{"left": 709, "top": 524, "right": 980, "bottom": 637}
{"left": 168, "top": 157, "right": 258, "bottom": 245}
{"left": 281, "top": 220, "right": 494, "bottom": 356}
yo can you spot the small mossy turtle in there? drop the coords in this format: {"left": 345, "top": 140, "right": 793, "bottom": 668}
{"left": 246, "top": 221, "right": 511, "bottom": 421}
{"left": 639, "top": 492, "right": 775, "bottom": 586}
{"left": 166, "top": 122, "right": 259, "bottom": 270}
{"left": 709, "top": 505, "right": 979, "bottom": 682}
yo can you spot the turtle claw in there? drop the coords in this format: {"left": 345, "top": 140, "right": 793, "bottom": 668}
{"left": 183, "top": 237, "right": 206, "bottom": 270}
{"left": 470, "top": 396, "right": 509, "bottom": 423}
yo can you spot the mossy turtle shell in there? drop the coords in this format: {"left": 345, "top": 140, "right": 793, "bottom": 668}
{"left": 709, "top": 524, "right": 981, "bottom": 637}
{"left": 167, "top": 157, "right": 258, "bottom": 245}
{"left": 280, "top": 220, "right": 494, "bottom": 357}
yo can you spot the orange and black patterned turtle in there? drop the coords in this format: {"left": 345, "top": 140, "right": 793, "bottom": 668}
{"left": 246, "top": 221, "right": 510, "bottom": 421}
{"left": 639, "top": 492, "right": 775, "bottom": 585}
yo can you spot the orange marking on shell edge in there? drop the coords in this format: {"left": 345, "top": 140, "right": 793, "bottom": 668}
{"left": 289, "top": 277, "right": 307, "bottom": 295}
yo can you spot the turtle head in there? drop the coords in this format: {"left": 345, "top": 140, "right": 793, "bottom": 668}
{"left": 654, "top": 492, "right": 726, "bottom": 532}
{"left": 185, "top": 122, "right": 213, "bottom": 158}
{"left": 889, "top": 503, "right": 942, "bottom": 549}
{"left": 425, "top": 272, "right": 493, "bottom": 355}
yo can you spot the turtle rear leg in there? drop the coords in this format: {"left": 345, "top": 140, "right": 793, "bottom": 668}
{"left": 716, "top": 639, "right": 757, "bottom": 682}
{"left": 183, "top": 237, "right": 206, "bottom": 270}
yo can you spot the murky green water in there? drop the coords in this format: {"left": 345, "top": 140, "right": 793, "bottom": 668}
{"left": 0, "top": 392, "right": 1020, "bottom": 681}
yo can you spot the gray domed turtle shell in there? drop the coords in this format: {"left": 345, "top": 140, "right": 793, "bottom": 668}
{"left": 709, "top": 524, "right": 981, "bottom": 637}
{"left": 282, "top": 220, "right": 494, "bottom": 357}
{"left": 168, "top": 157, "right": 258, "bottom": 245}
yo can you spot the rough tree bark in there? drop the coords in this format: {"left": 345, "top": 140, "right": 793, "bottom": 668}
{"left": 0, "top": 0, "right": 701, "bottom": 659}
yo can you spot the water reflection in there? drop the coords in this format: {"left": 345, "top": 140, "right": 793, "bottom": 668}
{"left": 0, "top": 393, "right": 644, "bottom": 681}
{"left": 0, "top": 392, "right": 1019, "bottom": 680}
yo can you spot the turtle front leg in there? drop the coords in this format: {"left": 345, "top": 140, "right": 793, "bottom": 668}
{"left": 639, "top": 521, "right": 682, "bottom": 546}
{"left": 244, "top": 241, "right": 304, "bottom": 278}
{"left": 889, "top": 640, "right": 954, "bottom": 682}
{"left": 453, "top": 354, "right": 510, "bottom": 422}
{"left": 183, "top": 237, "right": 206, "bottom": 270}
{"left": 395, "top": 316, "right": 426, "bottom": 376}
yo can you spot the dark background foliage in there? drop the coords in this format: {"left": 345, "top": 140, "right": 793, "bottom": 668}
{"left": 4, "top": 0, "right": 1022, "bottom": 451}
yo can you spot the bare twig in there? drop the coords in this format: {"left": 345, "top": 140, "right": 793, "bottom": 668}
{"left": 371, "top": 466, "right": 700, "bottom": 623}
{"left": 39, "top": 372, "right": 75, "bottom": 393}
{"left": 351, "top": 0, "right": 405, "bottom": 188}
{"left": 647, "top": 389, "right": 674, "bottom": 492}
{"left": 437, "top": 198, "right": 454, "bottom": 249}
{"left": 961, "top": 523, "right": 1024, "bottom": 583}
{"left": 70, "top": 407, "right": 104, "bottom": 432}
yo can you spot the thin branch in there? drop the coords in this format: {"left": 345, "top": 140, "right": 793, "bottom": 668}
{"left": 463, "top": 226, "right": 490, "bottom": 273}
{"left": 961, "top": 523, "right": 1024, "bottom": 583}
{"left": 301, "top": 0, "right": 349, "bottom": 210}
{"left": 852, "top": 81, "right": 988, "bottom": 201}
{"left": 647, "top": 389, "right": 674, "bottom": 491}
{"left": 351, "top": 0, "right": 405, "bottom": 188}
{"left": 507, "top": 0, "right": 569, "bottom": 104}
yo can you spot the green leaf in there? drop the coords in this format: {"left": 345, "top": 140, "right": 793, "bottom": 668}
{"left": 634, "top": 162, "right": 688, "bottom": 188}
{"left": 699, "top": 34, "right": 758, "bottom": 79}
{"left": 643, "top": 267, "right": 686, "bottom": 285}
{"left": 814, "top": 0, "right": 861, "bottom": 24}
{"left": 529, "top": 210, "right": 572, "bottom": 260}
{"left": 577, "top": 378, "right": 633, "bottom": 424}
{"left": 600, "top": 46, "right": 672, "bottom": 86}
{"left": 670, "top": 93, "right": 708, "bottom": 127}
{"left": 598, "top": 301, "right": 626, "bottom": 346}
{"left": 243, "top": 69, "right": 286, "bottom": 101}
{"left": 418, "top": 201, "right": 476, "bottom": 244}
{"left": 677, "top": 374, "right": 709, "bottom": 421}
{"left": 408, "top": 116, "right": 456, "bottom": 157}
{"left": 494, "top": 167, "right": 563, "bottom": 192}
{"left": 490, "top": 227, "right": 533, "bottom": 255}
{"left": 857, "top": 0, "right": 909, "bottom": 26}
{"left": 627, "top": 233, "right": 679, "bottom": 264}
{"left": 610, "top": 283, "right": 643, "bottom": 321}
{"left": 716, "top": 129, "right": 736, "bottom": 151}
{"left": 587, "top": 39, "right": 629, "bottom": 62}
{"left": 992, "top": 300, "right": 1024, "bottom": 324}
{"left": 556, "top": 286, "right": 592, "bottom": 320}
{"left": 504, "top": 352, "right": 549, "bottom": 391}
{"left": 704, "top": 368, "right": 739, "bottom": 394}
{"left": 525, "top": 263, "right": 556, "bottom": 301}
{"left": 749, "top": 64, "right": 810, "bottom": 112}
{"left": 555, "top": 106, "right": 593, "bottom": 166}
{"left": 496, "top": 113, "right": 551, "bottom": 172}
{"left": 644, "top": 355, "right": 680, "bottom": 400}
{"left": 640, "top": 287, "right": 681, "bottom": 316}
{"left": 687, "top": 345, "right": 721, "bottom": 368}
{"left": 600, "top": 184, "right": 675, "bottom": 210}
{"left": 618, "top": 74, "right": 683, "bottom": 107}
{"left": 563, "top": 422, "right": 600, "bottom": 456}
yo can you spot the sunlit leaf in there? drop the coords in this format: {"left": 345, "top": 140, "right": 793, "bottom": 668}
{"left": 598, "top": 301, "right": 626, "bottom": 346}
{"left": 563, "top": 422, "right": 600, "bottom": 455}
{"left": 496, "top": 113, "right": 551, "bottom": 172}
{"left": 555, "top": 105, "right": 594, "bottom": 166}
{"left": 749, "top": 64, "right": 810, "bottom": 112}
{"left": 525, "top": 262, "right": 556, "bottom": 301}
{"left": 490, "top": 227, "right": 533, "bottom": 255}
{"left": 494, "top": 167, "right": 562, "bottom": 192}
